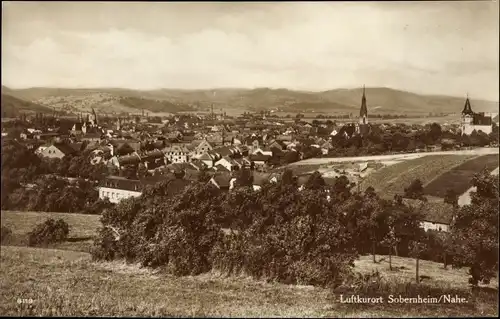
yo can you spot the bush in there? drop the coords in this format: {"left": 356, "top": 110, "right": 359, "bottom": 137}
{"left": 27, "top": 218, "right": 70, "bottom": 247}
{"left": 212, "top": 184, "right": 359, "bottom": 288}
{"left": 1, "top": 226, "right": 13, "bottom": 244}
{"left": 91, "top": 181, "right": 225, "bottom": 276}
{"left": 91, "top": 227, "right": 120, "bottom": 261}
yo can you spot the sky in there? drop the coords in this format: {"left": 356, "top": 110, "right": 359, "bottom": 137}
{"left": 2, "top": 1, "right": 499, "bottom": 100}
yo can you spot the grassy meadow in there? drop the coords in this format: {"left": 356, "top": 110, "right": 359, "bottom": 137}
{"left": 359, "top": 155, "right": 477, "bottom": 199}
{"left": 1, "top": 210, "right": 498, "bottom": 317}
{"left": 424, "top": 154, "right": 500, "bottom": 197}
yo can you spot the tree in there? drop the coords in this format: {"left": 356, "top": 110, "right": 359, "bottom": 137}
{"left": 305, "top": 171, "right": 325, "bottom": 190}
{"left": 409, "top": 239, "right": 427, "bottom": 283}
{"left": 444, "top": 188, "right": 459, "bottom": 207}
{"left": 280, "top": 169, "right": 296, "bottom": 186}
{"left": 347, "top": 191, "right": 390, "bottom": 263}
{"left": 450, "top": 169, "right": 499, "bottom": 286}
{"left": 391, "top": 199, "right": 425, "bottom": 258}
{"left": 428, "top": 123, "right": 442, "bottom": 142}
{"left": 380, "top": 219, "right": 400, "bottom": 271}
{"left": 404, "top": 179, "right": 427, "bottom": 201}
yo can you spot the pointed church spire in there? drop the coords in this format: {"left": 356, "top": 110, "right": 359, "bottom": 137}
{"left": 359, "top": 85, "right": 368, "bottom": 117}
{"left": 462, "top": 94, "right": 474, "bottom": 115}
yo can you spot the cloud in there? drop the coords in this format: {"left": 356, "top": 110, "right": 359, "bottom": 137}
{"left": 1, "top": 2, "right": 498, "bottom": 100}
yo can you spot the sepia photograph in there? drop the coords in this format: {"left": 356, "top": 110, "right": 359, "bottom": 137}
{"left": 1, "top": 1, "right": 499, "bottom": 317}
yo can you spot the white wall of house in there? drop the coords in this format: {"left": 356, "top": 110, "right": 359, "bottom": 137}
{"left": 462, "top": 124, "right": 492, "bottom": 135}
{"left": 99, "top": 187, "right": 142, "bottom": 204}
{"left": 201, "top": 159, "right": 214, "bottom": 168}
{"left": 215, "top": 158, "right": 234, "bottom": 171}
{"left": 252, "top": 148, "right": 272, "bottom": 156}
{"left": 420, "top": 221, "right": 449, "bottom": 232}
{"left": 165, "top": 152, "right": 189, "bottom": 163}
{"left": 38, "top": 145, "right": 66, "bottom": 159}
{"left": 195, "top": 141, "right": 213, "bottom": 155}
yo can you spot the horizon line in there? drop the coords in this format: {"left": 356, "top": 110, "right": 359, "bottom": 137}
{"left": 1, "top": 84, "right": 497, "bottom": 102}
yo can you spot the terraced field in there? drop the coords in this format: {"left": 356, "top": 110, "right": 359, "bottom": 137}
{"left": 424, "top": 154, "right": 499, "bottom": 198}
{"left": 359, "top": 155, "right": 476, "bottom": 198}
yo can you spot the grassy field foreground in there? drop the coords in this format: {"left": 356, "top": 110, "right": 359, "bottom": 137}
{"left": 0, "top": 246, "right": 497, "bottom": 317}
{"left": 1, "top": 210, "right": 498, "bottom": 317}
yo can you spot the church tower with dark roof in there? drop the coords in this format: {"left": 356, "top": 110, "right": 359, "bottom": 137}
{"left": 461, "top": 94, "right": 474, "bottom": 135}
{"left": 359, "top": 85, "right": 368, "bottom": 125}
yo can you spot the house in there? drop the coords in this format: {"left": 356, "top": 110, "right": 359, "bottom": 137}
{"left": 252, "top": 147, "right": 273, "bottom": 156}
{"left": 90, "top": 147, "right": 113, "bottom": 165}
{"left": 163, "top": 144, "right": 192, "bottom": 163}
{"left": 234, "top": 157, "right": 252, "bottom": 169}
{"left": 110, "top": 140, "right": 141, "bottom": 156}
{"left": 402, "top": 199, "right": 454, "bottom": 232}
{"left": 214, "top": 163, "right": 231, "bottom": 172}
{"left": 212, "top": 145, "right": 240, "bottom": 158}
{"left": 36, "top": 132, "right": 60, "bottom": 142}
{"left": 141, "top": 150, "right": 166, "bottom": 170}
{"left": 98, "top": 175, "right": 193, "bottom": 204}
{"left": 234, "top": 145, "right": 249, "bottom": 156}
{"left": 267, "top": 139, "right": 287, "bottom": 151}
{"left": 99, "top": 176, "right": 143, "bottom": 203}
{"left": 81, "top": 132, "right": 102, "bottom": 143}
{"left": 109, "top": 153, "right": 141, "bottom": 169}
{"left": 36, "top": 143, "right": 78, "bottom": 159}
{"left": 71, "top": 122, "right": 89, "bottom": 135}
{"left": 209, "top": 172, "right": 236, "bottom": 191}
{"left": 198, "top": 152, "right": 217, "bottom": 168}
{"left": 189, "top": 160, "right": 207, "bottom": 171}
{"left": 214, "top": 156, "right": 240, "bottom": 172}
{"left": 276, "top": 134, "right": 293, "bottom": 142}
{"left": 24, "top": 140, "right": 42, "bottom": 151}
{"left": 249, "top": 154, "right": 271, "bottom": 167}
{"left": 20, "top": 130, "right": 34, "bottom": 140}
{"left": 252, "top": 172, "right": 275, "bottom": 191}
{"left": 192, "top": 140, "right": 214, "bottom": 156}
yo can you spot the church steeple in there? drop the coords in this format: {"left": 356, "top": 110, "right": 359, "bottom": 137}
{"left": 359, "top": 85, "right": 368, "bottom": 124}
{"left": 462, "top": 94, "right": 474, "bottom": 115}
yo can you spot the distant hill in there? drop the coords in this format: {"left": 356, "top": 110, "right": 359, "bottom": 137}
{"left": 1, "top": 93, "right": 54, "bottom": 117}
{"left": 119, "top": 97, "right": 196, "bottom": 114}
{"left": 2, "top": 86, "right": 498, "bottom": 116}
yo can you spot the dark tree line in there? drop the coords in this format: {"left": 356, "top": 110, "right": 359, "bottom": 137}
{"left": 1, "top": 140, "right": 112, "bottom": 214}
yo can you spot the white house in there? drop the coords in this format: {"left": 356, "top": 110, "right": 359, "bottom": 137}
{"left": 214, "top": 156, "right": 240, "bottom": 172}
{"left": 163, "top": 144, "right": 191, "bottom": 163}
{"left": 98, "top": 176, "right": 142, "bottom": 204}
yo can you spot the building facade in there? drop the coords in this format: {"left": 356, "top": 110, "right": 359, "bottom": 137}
{"left": 98, "top": 176, "right": 142, "bottom": 203}
{"left": 461, "top": 96, "right": 493, "bottom": 135}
